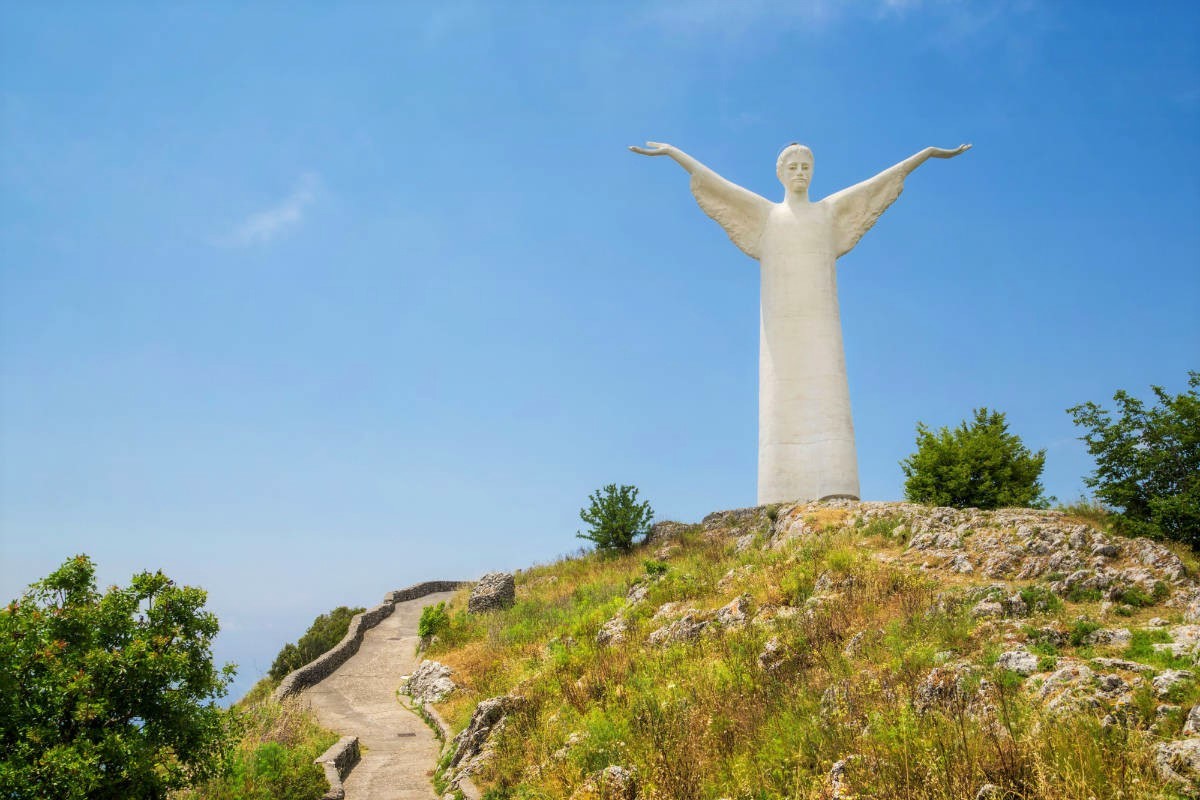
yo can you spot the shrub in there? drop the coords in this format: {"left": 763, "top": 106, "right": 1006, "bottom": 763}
{"left": 418, "top": 601, "right": 450, "bottom": 639}
{"left": 577, "top": 484, "right": 654, "bottom": 554}
{"left": 179, "top": 695, "right": 336, "bottom": 800}
{"left": 268, "top": 605, "right": 365, "bottom": 681}
{"left": 643, "top": 559, "right": 669, "bottom": 577}
{"left": 1068, "top": 371, "right": 1200, "bottom": 547}
{"left": 900, "top": 408, "right": 1049, "bottom": 509}
{"left": 0, "top": 555, "right": 234, "bottom": 799}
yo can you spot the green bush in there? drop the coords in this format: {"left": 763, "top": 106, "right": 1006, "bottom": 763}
{"left": 900, "top": 408, "right": 1049, "bottom": 509}
{"left": 0, "top": 555, "right": 234, "bottom": 799}
{"left": 577, "top": 484, "right": 655, "bottom": 554}
{"left": 418, "top": 602, "right": 450, "bottom": 639}
{"left": 267, "top": 605, "right": 365, "bottom": 681}
{"left": 1068, "top": 371, "right": 1200, "bottom": 548}
{"left": 643, "top": 559, "right": 669, "bottom": 577}
{"left": 179, "top": 697, "right": 336, "bottom": 800}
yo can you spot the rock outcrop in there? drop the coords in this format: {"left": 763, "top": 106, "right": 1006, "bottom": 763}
{"left": 468, "top": 572, "right": 516, "bottom": 614}
{"left": 400, "top": 660, "right": 456, "bottom": 704}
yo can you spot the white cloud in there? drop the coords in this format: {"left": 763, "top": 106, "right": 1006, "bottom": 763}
{"left": 643, "top": 0, "right": 836, "bottom": 35}
{"left": 641, "top": 0, "right": 1038, "bottom": 47}
{"left": 221, "top": 173, "right": 319, "bottom": 247}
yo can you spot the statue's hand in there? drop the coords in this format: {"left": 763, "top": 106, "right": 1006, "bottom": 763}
{"left": 629, "top": 141, "right": 675, "bottom": 156}
{"left": 929, "top": 143, "right": 972, "bottom": 159}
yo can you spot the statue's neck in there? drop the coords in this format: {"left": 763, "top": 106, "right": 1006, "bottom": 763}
{"left": 785, "top": 189, "right": 811, "bottom": 208}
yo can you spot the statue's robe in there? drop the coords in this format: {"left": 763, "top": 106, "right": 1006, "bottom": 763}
{"left": 688, "top": 162, "right": 908, "bottom": 504}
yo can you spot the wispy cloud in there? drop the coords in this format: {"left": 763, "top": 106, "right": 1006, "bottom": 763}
{"left": 643, "top": 0, "right": 837, "bottom": 35}
{"left": 641, "top": 0, "right": 1045, "bottom": 52}
{"left": 220, "top": 173, "right": 319, "bottom": 247}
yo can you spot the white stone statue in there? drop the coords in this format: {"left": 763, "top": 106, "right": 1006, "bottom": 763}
{"left": 631, "top": 140, "right": 971, "bottom": 504}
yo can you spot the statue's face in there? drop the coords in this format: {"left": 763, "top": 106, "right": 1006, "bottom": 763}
{"left": 778, "top": 148, "right": 814, "bottom": 194}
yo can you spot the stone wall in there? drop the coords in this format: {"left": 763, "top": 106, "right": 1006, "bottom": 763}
{"left": 314, "top": 735, "right": 360, "bottom": 800}
{"left": 273, "top": 580, "right": 465, "bottom": 702}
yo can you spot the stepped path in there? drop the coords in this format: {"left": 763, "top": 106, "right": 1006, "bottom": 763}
{"left": 301, "top": 591, "right": 459, "bottom": 800}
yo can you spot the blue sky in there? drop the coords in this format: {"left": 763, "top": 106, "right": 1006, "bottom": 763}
{"left": 3, "top": 1, "right": 1198, "bottom": 699}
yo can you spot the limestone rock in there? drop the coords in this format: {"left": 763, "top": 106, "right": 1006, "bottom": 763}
{"left": 915, "top": 665, "right": 975, "bottom": 714}
{"left": 647, "top": 520, "right": 688, "bottom": 544}
{"left": 1038, "top": 663, "right": 1100, "bottom": 714}
{"left": 651, "top": 601, "right": 692, "bottom": 622}
{"left": 996, "top": 648, "right": 1039, "bottom": 676}
{"left": 714, "top": 595, "right": 751, "bottom": 629}
{"left": 400, "top": 660, "right": 456, "bottom": 704}
{"left": 828, "top": 756, "right": 860, "bottom": 799}
{"left": 570, "top": 765, "right": 637, "bottom": 800}
{"left": 648, "top": 613, "right": 707, "bottom": 647}
{"left": 446, "top": 695, "right": 519, "bottom": 786}
{"left": 1090, "top": 657, "right": 1154, "bottom": 674}
{"left": 1154, "top": 670, "right": 1195, "bottom": 699}
{"left": 625, "top": 582, "right": 650, "bottom": 605}
{"left": 758, "top": 637, "right": 786, "bottom": 672}
{"left": 596, "top": 616, "right": 628, "bottom": 646}
{"left": 971, "top": 599, "right": 1004, "bottom": 619}
{"left": 1082, "top": 627, "right": 1132, "bottom": 648}
{"left": 974, "top": 785, "right": 1001, "bottom": 800}
{"left": 1184, "top": 705, "right": 1200, "bottom": 736}
{"left": 468, "top": 572, "right": 515, "bottom": 614}
{"left": 1157, "top": 738, "right": 1200, "bottom": 794}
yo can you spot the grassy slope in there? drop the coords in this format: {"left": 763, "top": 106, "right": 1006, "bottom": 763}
{"left": 173, "top": 674, "right": 338, "bottom": 799}
{"left": 425, "top": 502, "right": 1197, "bottom": 800}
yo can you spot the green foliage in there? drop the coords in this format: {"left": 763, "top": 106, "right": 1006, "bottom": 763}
{"left": 643, "top": 559, "right": 669, "bottom": 577}
{"left": 1018, "top": 585, "right": 1063, "bottom": 614}
{"left": 179, "top": 695, "right": 337, "bottom": 800}
{"left": 900, "top": 408, "right": 1049, "bottom": 509}
{"left": 419, "top": 602, "right": 451, "bottom": 639}
{"left": 577, "top": 484, "right": 654, "bottom": 554}
{"left": 267, "top": 605, "right": 365, "bottom": 681}
{"left": 1068, "top": 371, "right": 1200, "bottom": 547}
{"left": 221, "top": 741, "right": 329, "bottom": 800}
{"left": 1068, "top": 619, "right": 1101, "bottom": 647}
{"left": 0, "top": 555, "right": 234, "bottom": 799}
{"left": 1124, "top": 628, "right": 1192, "bottom": 671}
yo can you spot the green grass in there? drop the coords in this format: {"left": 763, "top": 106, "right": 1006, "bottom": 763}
{"left": 174, "top": 696, "right": 337, "bottom": 800}
{"left": 422, "top": 505, "right": 1184, "bottom": 799}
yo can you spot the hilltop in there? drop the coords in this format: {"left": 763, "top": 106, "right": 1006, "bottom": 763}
{"left": 411, "top": 500, "right": 1200, "bottom": 799}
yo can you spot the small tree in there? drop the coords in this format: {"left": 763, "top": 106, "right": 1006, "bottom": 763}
{"left": 901, "top": 408, "right": 1049, "bottom": 509}
{"left": 1067, "top": 371, "right": 1199, "bottom": 547}
{"left": 0, "top": 555, "right": 235, "bottom": 799}
{"left": 267, "top": 605, "right": 365, "bottom": 681}
{"left": 578, "top": 484, "right": 655, "bottom": 554}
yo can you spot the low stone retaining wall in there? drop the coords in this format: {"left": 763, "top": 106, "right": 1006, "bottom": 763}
{"left": 314, "top": 735, "right": 360, "bottom": 800}
{"left": 273, "top": 580, "right": 466, "bottom": 702}
{"left": 420, "top": 702, "right": 483, "bottom": 799}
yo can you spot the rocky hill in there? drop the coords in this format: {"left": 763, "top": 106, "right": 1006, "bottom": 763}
{"left": 411, "top": 501, "right": 1200, "bottom": 799}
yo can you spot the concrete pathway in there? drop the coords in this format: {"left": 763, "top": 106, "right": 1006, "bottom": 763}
{"left": 302, "top": 591, "right": 459, "bottom": 800}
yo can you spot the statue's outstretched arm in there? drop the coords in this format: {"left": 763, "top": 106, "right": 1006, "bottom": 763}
{"left": 629, "top": 141, "right": 710, "bottom": 177}
{"left": 890, "top": 143, "right": 972, "bottom": 179}
{"left": 629, "top": 141, "right": 772, "bottom": 260}
{"left": 825, "top": 144, "right": 971, "bottom": 259}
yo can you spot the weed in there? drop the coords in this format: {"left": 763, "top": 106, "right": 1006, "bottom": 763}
{"left": 1066, "top": 586, "right": 1102, "bottom": 604}
{"left": 1019, "top": 585, "right": 1062, "bottom": 614}
{"left": 643, "top": 559, "right": 668, "bottom": 577}
{"left": 1068, "top": 619, "right": 1101, "bottom": 647}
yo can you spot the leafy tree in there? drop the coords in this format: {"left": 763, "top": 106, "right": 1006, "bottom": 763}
{"left": 577, "top": 484, "right": 655, "bottom": 554}
{"left": 1067, "top": 371, "right": 1199, "bottom": 547}
{"left": 267, "top": 605, "right": 365, "bottom": 681}
{"left": 900, "top": 408, "right": 1049, "bottom": 509}
{"left": 0, "top": 555, "right": 235, "bottom": 799}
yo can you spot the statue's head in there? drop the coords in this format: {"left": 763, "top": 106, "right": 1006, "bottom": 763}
{"left": 776, "top": 143, "right": 814, "bottom": 196}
